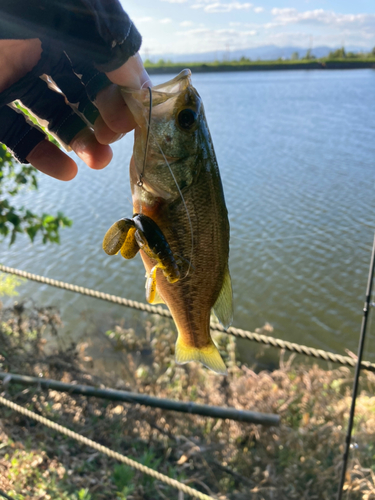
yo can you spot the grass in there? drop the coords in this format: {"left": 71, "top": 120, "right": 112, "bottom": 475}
{"left": 1, "top": 300, "right": 375, "bottom": 499}
{"left": 0, "top": 272, "right": 25, "bottom": 297}
{"left": 145, "top": 57, "right": 375, "bottom": 66}
{"left": 143, "top": 53, "right": 375, "bottom": 73}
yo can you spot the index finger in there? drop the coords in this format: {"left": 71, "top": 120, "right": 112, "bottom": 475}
{"left": 106, "top": 53, "right": 152, "bottom": 89}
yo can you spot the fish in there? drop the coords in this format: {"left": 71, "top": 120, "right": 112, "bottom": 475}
{"left": 104, "top": 69, "right": 233, "bottom": 374}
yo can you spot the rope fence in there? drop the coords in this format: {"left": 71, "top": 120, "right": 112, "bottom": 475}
{"left": 2, "top": 264, "right": 374, "bottom": 500}
{"left": 1, "top": 264, "right": 374, "bottom": 372}
{"left": 0, "top": 395, "right": 218, "bottom": 500}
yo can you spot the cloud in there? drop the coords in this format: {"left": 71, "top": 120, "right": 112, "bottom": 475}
{"left": 270, "top": 8, "right": 375, "bottom": 31}
{"left": 141, "top": 4, "right": 375, "bottom": 54}
{"left": 134, "top": 16, "right": 173, "bottom": 25}
{"left": 192, "top": 1, "right": 253, "bottom": 13}
{"left": 229, "top": 21, "right": 258, "bottom": 28}
{"left": 160, "top": 0, "right": 187, "bottom": 3}
{"left": 181, "top": 27, "right": 254, "bottom": 36}
{"left": 134, "top": 16, "right": 153, "bottom": 23}
{"left": 255, "top": 28, "right": 374, "bottom": 48}
{"left": 176, "top": 26, "right": 257, "bottom": 52}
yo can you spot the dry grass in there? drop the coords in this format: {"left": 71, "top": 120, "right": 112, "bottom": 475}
{"left": 0, "top": 301, "right": 375, "bottom": 499}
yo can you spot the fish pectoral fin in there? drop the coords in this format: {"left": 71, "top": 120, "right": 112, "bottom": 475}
{"left": 145, "top": 265, "right": 158, "bottom": 304}
{"left": 145, "top": 265, "right": 164, "bottom": 304}
{"left": 213, "top": 267, "right": 233, "bottom": 329}
{"left": 175, "top": 336, "right": 227, "bottom": 375}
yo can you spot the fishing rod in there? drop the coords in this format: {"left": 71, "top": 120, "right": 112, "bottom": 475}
{"left": 336, "top": 231, "right": 375, "bottom": 500}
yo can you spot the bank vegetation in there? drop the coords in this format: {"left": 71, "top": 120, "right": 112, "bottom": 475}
{"left": 0, "top": 289, "right": 375, "bottom": 500}
{"left": 144, "top": 47, "right": 375, "bottom": 75}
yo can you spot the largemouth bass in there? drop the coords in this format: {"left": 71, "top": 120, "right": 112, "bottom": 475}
{"left": 103, "top": 70, "right": 233, "bottom": 374}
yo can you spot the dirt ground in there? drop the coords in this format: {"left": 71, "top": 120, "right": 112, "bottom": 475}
{"left": 1, "top": 301, "right": 375, "bottom": 500}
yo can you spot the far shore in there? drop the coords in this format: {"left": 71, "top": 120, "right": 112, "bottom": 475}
{"left": 145, "top": 59, "right": 375, "bottom": 75}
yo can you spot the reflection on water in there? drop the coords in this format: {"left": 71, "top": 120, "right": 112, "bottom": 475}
{"left": 1, "top": 69, "right": 375, "bottom": 367}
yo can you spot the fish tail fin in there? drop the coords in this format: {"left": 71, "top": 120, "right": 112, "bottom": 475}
{"left": 175, "top": 336, "right": 227, "bottom": 375}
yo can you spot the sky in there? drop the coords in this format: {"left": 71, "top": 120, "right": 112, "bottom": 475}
{"left": 119, "top": 0, "right": 375, "bottom": 57}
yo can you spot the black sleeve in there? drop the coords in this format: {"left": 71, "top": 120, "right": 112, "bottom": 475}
{"left": 0, "top": 0, "right": 142, "bottom": 72}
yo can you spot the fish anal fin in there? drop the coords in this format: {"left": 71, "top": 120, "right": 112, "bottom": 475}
{"left": 175, "top": 336, "right": 227, "bottom": 375}
{"left": 213, "top": 267, "right": 233, "bottom": 329}
{"left": 152, "top": 288, "right": 165, "bottom": 305}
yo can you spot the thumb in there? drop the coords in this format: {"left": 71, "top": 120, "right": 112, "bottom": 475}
{"left": 105, "top": 53, "right": 152, "bottom": 89}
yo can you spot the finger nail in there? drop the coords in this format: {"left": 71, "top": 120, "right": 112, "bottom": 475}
{"left": 108, "top": 132, "right": 125, "bottom": 144}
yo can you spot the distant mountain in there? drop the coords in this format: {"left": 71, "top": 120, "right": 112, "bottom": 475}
{"left": 142, "top": 45, "right": 371, "bottom": 63}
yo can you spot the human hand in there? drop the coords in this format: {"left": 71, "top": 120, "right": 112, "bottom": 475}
{"left": 0, "top": 39, "right": 151, "bottom": 181}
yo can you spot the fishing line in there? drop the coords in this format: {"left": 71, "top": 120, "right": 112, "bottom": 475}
{"left": 140, "top": 80, "right": 152, "bottom": 90}
{"left": 137, "top": 86, "right": 153, "bottom": 195}
{"left": 133, "top": 86, "right": 194, "bottom": 279}
{"left": 150, "top": 129, "right": 194, "bottom": 280}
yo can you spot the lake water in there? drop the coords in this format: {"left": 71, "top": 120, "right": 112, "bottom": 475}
{"left": 1, "top": 69, "right": 375, "bottom": 371}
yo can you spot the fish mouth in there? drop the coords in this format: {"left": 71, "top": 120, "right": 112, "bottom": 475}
{"left": 121, "top": 70, "right": 196, "bottom": 130}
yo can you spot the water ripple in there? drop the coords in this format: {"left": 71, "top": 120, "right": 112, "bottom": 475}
{"left": 0, "top": 69, "right": 374, "bottom": 361}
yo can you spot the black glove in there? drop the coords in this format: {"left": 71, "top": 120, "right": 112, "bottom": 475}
{"left": 0, "top": 0, "right": 142, "bottom": 163}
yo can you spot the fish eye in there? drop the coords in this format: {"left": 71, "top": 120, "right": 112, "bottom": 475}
{"left": 177, "top": 108, "right": 197, "bottom": 130}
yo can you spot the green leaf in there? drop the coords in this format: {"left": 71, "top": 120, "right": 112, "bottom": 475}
{"left": 26, "top": 226, "right": 39, "bottom": 242}
{"left": 10, "top": 229, "right": 16, "bottom": 245}
{"left": 42, "top": 215, "right": 56, "bottom": 226}
{"left": 0, "top": 153, "right": 72, "bottom": 245}
{"left": 6, "top": 211, "right": 21, "bottom": 226}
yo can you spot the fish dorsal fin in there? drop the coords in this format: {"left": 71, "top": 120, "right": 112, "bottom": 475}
{"left": 175, "top": 336, "right": 227, "bottom": 375}
{"left": 213, "top": 267, "right": 233, "bottom": 329}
